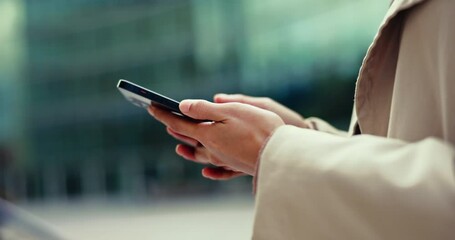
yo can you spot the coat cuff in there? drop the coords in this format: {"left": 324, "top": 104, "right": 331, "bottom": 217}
{"left": 253, "top": 125, "right": 321, "bottom": 194}
{"left": 252, "top": 125, "right": 283, "bottom": 194}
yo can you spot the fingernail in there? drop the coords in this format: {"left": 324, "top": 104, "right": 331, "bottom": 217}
{"left": 201, "top": 169, "right": 210, "bottom": 178}
{"left": 215, "top": 93, "right": 228, "bottom": 98}
{"left": 175, "top": 145, "right": 183, "bottom": 156}
{"left": 180, "top": 100, "right": 193, "bottom": 113}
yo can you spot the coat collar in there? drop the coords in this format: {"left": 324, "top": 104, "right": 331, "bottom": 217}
{"left": 354, "top": 0, "right": 428, "bottom": 135}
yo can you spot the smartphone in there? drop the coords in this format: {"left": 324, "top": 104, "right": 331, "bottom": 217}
{"left": 117, "top": 79, "right": 184, "bottom": 115}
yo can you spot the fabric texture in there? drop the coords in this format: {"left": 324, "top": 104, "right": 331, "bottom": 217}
{"left": 253, "top": 0, "right": 455, "bottom": 239}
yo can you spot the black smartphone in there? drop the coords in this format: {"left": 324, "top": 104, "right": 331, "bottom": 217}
{"left": 117, "top": 79, "right": 184, "bottom": 115}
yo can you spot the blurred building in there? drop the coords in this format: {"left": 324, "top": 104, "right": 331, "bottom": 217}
{"left": 21, "top": 0, "right": 248, "bottom": 200}
{"left": 1, "top": 0, "right": 388, "bottom": 201}
{"left": 0, "top": 0, "right": 26, "bottom": 200}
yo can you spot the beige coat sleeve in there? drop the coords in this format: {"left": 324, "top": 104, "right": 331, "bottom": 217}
{"left": 253, "top": 126, "right": 455, "bottom": 239}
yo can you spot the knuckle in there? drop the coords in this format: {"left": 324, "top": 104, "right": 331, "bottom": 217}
{"left": 237, "top": 94, "right": 247, "bottom": 100}
{"left": 194, "top": 148, "right": 204, "bottom": 161}
{"left": 262, "top": 97, "right": 273, "bottom": 104}
{"left": 231, "top": 94, "right": 246, "bottom": 103}
{"left": 257, "top": 97, "right": 272, "bottom": 109}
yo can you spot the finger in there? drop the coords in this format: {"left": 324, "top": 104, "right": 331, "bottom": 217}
{"left": 214, "top": 93, "right": 258, "bottom": 105}
{"left": 179, "top": 100, "right": 227, "bottom": 121}
{"left": 167, "top": 127, "right": 200, "bottom": 147}
{"left": 175, "top": 144, "right": 210, "bottom": 164}
{"left": 201, "top": 167, "right": 246, "bottom": 180}
{"left": 175, "top": 144, "right": 197, "bottom": 162}
{"left": 148, "top": 105, "right": 200, "bottom": 138}
{"left": 176, "top": 145, "right": 230, "bottom": 169}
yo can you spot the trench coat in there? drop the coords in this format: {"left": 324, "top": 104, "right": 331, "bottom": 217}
{"left": 253, "top": 0, "right": 455, "bottom": 239}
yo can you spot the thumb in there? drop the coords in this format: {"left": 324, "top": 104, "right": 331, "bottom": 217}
{"left": 180, "top": 99, "right": 226, "bottom": 121}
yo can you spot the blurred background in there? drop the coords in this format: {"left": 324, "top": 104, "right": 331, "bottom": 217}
{"left": 0, "top": 0, "right": 387, "bottom": 239}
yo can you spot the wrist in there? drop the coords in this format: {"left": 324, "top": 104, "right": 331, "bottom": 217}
{"left": 252, "top": 124, "right": 283, "bottom": 193}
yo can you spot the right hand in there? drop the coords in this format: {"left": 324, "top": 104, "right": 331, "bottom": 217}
{"left": 149, "top": 99, "right": 285, "bottom": 179}
{"left": 214, "top": 94, "right": 309, "bottom": 128}
{"left": 166, "top": 127, "right": 247, "bottom": 180}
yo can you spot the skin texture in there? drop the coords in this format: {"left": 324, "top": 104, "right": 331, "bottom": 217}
{"left": 149, "top": 94, "right": 307, "bottom": 180}
{"left": 214, "top": 94, "right": 309, "bottom": 128}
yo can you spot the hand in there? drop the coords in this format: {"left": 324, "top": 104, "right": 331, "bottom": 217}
{"left": 148, "top": 100, "right": 285, "bottom": 176}
{"left": 166, "top": 127, "right": 246, "bottom": 180}
{"left": 214, "top": 94, "right": 309, "bottom": 128}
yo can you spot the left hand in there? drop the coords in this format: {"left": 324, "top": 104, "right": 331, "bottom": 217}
{"left": 148, "top": 100, "right": 284, "bottom": 176}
